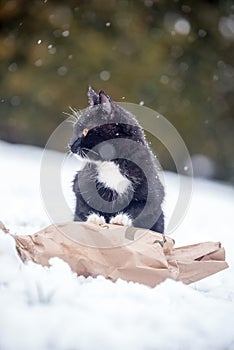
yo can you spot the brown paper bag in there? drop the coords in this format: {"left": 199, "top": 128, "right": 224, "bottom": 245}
{"left": 11, "top": 222, "right": 228, "bottom": 287}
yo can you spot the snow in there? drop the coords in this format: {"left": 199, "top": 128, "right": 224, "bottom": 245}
{"left": 0, "top": 140, "right": 234, "bottom": 350}
{"left": 174, "top": 18, "right": 191, "bottom": 35}
{"left": 100, "top": 70, "right": 111, "bottom": 81}
{"left": 219, "top": 15, "right": 234, "bottom": 40}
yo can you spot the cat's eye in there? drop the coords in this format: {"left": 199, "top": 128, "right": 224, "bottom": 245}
{"left": 82, "top": 128, "right": 89, "bottom": 137}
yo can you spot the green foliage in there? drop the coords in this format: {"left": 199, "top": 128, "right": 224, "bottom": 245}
{"left": 0, "top": 0, "right": 233, "bottom": 182}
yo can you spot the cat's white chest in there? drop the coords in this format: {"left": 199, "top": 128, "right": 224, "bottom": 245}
{"left": 96, "top": 161, "right": 131, "bottom": 195}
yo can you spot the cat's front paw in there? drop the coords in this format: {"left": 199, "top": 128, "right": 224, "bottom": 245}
{"left": 110, "top": 213, "right": 132, "bottom": 226}
{"left": 86, "top": 213, "right": 106, "bottom": 225}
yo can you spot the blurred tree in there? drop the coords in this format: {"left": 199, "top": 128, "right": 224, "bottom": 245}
{"left": 0, "top": 0, "right": 233, "bottom": 182}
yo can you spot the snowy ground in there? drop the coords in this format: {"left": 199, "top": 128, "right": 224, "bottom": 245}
{"left": 0, "top": 140, "right": 234, "bottom": 350}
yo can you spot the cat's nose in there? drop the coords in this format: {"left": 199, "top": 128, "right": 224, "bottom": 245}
{"left": 69, "top": 138, "right": 81, "bottom": 153}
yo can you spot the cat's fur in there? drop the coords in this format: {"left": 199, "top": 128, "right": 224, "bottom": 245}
{"left": 69, "top": 87, "right": 165, "bottom": 233}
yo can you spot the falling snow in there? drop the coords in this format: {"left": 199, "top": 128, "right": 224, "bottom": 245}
{"left": 100, "top": 70, "right": 111, "bottom": 81}
{"left": 174, "top": 18, "right": 191, "bottom": 35}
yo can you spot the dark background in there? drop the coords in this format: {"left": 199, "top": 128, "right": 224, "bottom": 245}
{"left": 0, "top": 0, "right": 233, "bottom": 183}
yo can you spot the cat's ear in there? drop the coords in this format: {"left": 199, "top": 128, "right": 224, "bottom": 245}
{"left": 99, "top": 90, "right": 112, "bottom": 114}
{"left": 88, "top": 87, "right": 112, "bottom": 113}
{"left": 88, "top": 86, "right": 99, "bottom": 106}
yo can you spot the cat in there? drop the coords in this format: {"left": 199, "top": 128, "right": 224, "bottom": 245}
{"left": 69, "top": 87, "right": 165, "bottom": 233}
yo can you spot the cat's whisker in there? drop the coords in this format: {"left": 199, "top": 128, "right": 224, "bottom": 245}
{"left": 66, "top": 151, "right": 74, "bottom": 159}
{"left": 64, "top": 145, "right": 71, "bottom": 152}
{"left": 64, "top": 151, "right": 70, "bottom": 160}
{"left": 66, "top": 119, "right": 76, "bottom": 125}
{"left": 82, "top": 147, "right": 99, "bottom": 156}
{"left": 81, "top": 150, "right": 91, "bottom": 161}
{"left": 69, "top": 106, "right": 81, "bottom": 120}
{"left": 80, "top": 149, "right": 87, "bottom": 159}
{"left": 63, "top": 115, "right": 78, "bottom": 125}
{"left": 63, "top": 112, "right": 75, "bottom": 119}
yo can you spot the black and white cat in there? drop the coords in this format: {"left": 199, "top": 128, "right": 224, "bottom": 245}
{"left": 69, "top": 87, "right": 165, "bottom": 233}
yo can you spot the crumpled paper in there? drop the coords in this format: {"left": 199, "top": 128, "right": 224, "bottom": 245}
{"left": 8, "top": 222, "right": 228, "bottom": 287}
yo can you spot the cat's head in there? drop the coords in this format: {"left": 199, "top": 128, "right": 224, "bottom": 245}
{"left": 69, "top": 87, "right": 145, "bottom": 161}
